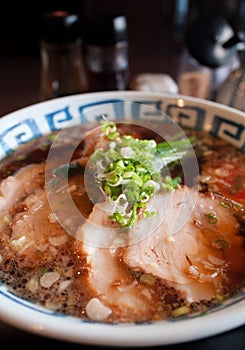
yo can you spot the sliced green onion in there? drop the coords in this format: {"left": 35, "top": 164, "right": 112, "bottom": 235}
{"left": 207, "top": 212, "right": 218, "bottom": 224}
{"left": 172, "top": 305, "right": 190, "bottom": 317}
{"left": 89, "top": 120, "right": 195, "bottom": 229}
{"left": 220, "top": 200, "right": 232, "bottom": 209}
{"left": 215, "top": 239, "right": 230, "bottom": 249}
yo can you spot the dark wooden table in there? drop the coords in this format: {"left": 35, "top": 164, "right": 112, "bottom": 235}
{"left": 0, "top": 57, "right": 40, "bottom": 117}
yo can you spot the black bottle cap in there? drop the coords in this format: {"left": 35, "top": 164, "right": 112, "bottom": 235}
{"left": 40, "top": 11, "right": 81, "bottom": 44}
{"left": 83, "top": 14, "right": 128, "bottom": 46}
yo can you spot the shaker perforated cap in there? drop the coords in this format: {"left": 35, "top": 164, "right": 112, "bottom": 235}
{"left": 83, "top": 14, "right": 128, "bottom": 46}
{"left": 40, "top": 11, "right": 81, "bottom": 44}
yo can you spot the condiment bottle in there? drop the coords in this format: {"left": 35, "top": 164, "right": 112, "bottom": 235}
{"left": 178, "top": 49, "right": 212, "bottom": 99}
{"left": 182, "top": 14, "right": 242, "bottom": 99}
{"left": 215, "top": 45, "right": 245, "bottom": 111}
{"left": 39, "top": 11, "right": 88, "bottom": 101}
{"left": 82, "top": 14, "right": 130, "bottom": 91}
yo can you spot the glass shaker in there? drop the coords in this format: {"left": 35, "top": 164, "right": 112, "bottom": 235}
{"left": 82, "top": 14, "right": 130, "bottom": 92}
{"left": 178, "top": 49, "right": 212, "bottom": 99}
{"left": 215, "top": 43, "right": 245, "bottom": 111}
{"left": 39, "top": 11, "right": 88, "bottom": 101}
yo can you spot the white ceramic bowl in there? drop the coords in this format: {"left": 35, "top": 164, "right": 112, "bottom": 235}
{"left": 0, "top": 91, "right": 244, "bottom": 347}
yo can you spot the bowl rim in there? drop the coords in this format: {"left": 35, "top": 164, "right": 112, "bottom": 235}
{"left": 3, "top": 90, "right": 245, "bottom": 118}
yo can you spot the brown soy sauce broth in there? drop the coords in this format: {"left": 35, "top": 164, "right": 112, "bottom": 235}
{"left": 0, "top": 121, "right": 244, "bottom": 322}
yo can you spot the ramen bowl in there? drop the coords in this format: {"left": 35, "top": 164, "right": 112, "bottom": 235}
{"left": 0, "top": 91, "right": 244, "bottom": 347}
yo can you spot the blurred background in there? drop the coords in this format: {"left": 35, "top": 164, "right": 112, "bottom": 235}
{"left": 0, "top": 0, "right": 245, "bottom": 116}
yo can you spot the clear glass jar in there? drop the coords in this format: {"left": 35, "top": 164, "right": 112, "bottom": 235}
{"left": 83, "top": 15, "right": 130, "bottom": 92}
{"left": 84, "top": 41, "right": 129, "bottom": 91}
{"left": 177, "top": 50, "right": 212, "bottom": 99}
{"left": 39, "top": 11, "right": 88, "bottom": 101}
{"left": 215, "top": 48, "right": 245, "bottom": 111}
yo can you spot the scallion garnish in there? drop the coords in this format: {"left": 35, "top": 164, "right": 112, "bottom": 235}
{"left": 207, "top": 212, "right": 218, "bottom": 224}
{"left": 89, "top": 120, "right": 194, "bottom": 229}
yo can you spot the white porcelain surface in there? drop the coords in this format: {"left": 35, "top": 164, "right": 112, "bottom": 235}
{"left": 0, "top": 91, "right": 244, "bottom": 347}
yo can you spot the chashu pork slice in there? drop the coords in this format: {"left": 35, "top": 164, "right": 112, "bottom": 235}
{"left": 0, "top": 163, "right": 45, "bottom": 230}
{"left": 124, "top": 186, "right": 243, "bottom": 302}
{"left": 75, "top": 199, "right": 171, "bottom": 323}
{"left": 75, "top": 185, "right": 244, "bottom": 323}
{"left": 0, "top": 162, "right": 73, "bottom": 267}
